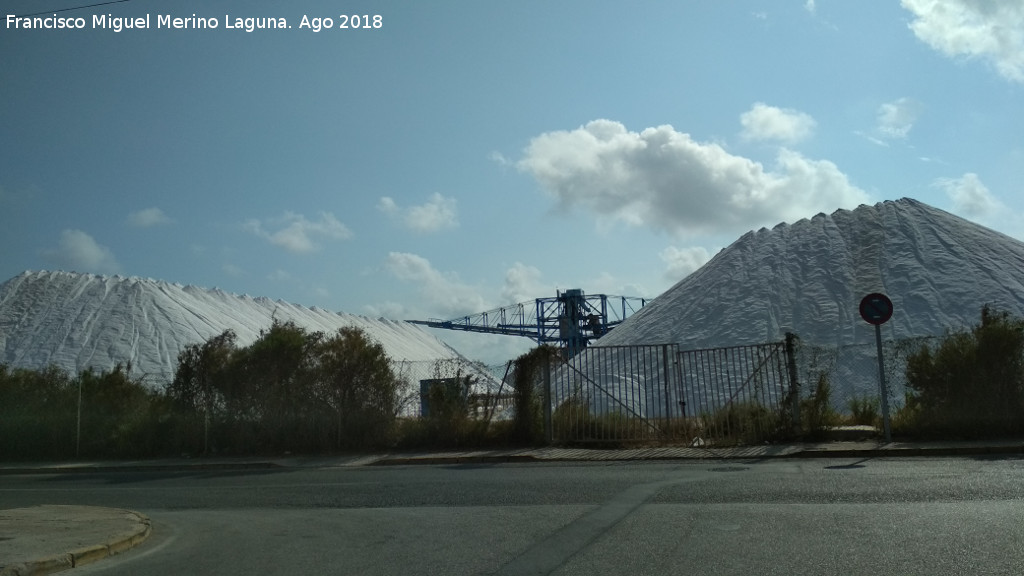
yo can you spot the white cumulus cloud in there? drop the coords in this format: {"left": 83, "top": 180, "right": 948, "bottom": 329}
{"left": 501, "top": 262, "right": 546, "bottom": 304}
{"left": 378, "top": 193, "right": 459, "bottom": 233}
{"left": 659, "top": 246, "right": 713, "bottom": 282}
{"left": 902, "top": 0, "right": 1024, "bottom": 83}
{"left": 877, "top": 98, "right": 922, "bottom": 139}
{"left": 384, "top": 252, "right": 488, "bottom": 317}
{"left": 934, "top": 172, "right": 1005, "bottom": 221}
{"left": 127, "top": 207, "right": 172, "bottom": 228}
{"left": 518, "top": 119, "right": 868, "bottom": 237}
{"left": 42, "top": 229, "right": 121, "bottom": 275}
{"left": 244, "top": 211, "right": 352, "bottom": 253}
{"left": 740, "top": 103, "right": 817, "bottom": 144}
{"left": 363, "top": 300, "right": 408, "bottom": 320}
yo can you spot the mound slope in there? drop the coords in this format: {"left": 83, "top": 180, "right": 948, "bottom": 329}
{"left": 0, "top": 270, "right": 468, "bottom": 386}
{"left": 601, "top": 198, "right": 1024, "bottom": 349}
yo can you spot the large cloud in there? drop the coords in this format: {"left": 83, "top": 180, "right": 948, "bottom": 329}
{"left": 244, "top": 211, "right": 352, "bottom": 253}
{"left": 902, "top": 0, "right": 1024, "bottom": 83}
{"left": 41, "top": 229, "right": 122, "bottom": 275}
{"left": 518, "top": 120, "right": 869, "bottom": 236}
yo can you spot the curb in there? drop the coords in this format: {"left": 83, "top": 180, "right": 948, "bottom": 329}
{"left": 372, "top": 454, "right": 540, "bottom": 466}
{"left": 370, "top": 445, "right": 1024, "bottom": 466}
{"left": 0, "top": 510, "right": 151, "bottom": 576}
{"left": 796, "top": 444, "right": 1024, "bottom": 459}
{"left": 3, "top": 444, "right": 1023, "bottom": 475}
{"left": 0, "top": 461, "right": 282, "bottom": 476}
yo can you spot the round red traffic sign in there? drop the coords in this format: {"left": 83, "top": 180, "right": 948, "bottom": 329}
{"left": 859, "top": 293, "right": 893, "bottom": 325}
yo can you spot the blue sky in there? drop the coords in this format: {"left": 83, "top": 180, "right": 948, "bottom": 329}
{"left": 2, "top": 0, "right": 1023, "bottom": 364}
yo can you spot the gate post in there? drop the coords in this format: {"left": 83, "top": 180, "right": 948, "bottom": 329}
{"left": 543, "top": 351, "right": 553, "bottom": 444}
{"left": 785, "top": 333, "right": 801, "bottom": 433}
{"left": 662, "top": 344, "right": 672, "bottom": 438}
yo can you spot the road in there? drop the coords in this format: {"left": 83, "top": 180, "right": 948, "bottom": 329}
{"left": 3, "top": 457, "right": 1023, "bottom": 575}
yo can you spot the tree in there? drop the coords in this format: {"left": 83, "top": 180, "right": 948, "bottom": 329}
{"left": 166, "top": 330, "right": 238, "bottom": 454}
{"left": 510, "top": 346, "right": 558, "bottom": 444}
{"left": 312, "top": 327, "right": 399, "bottom": 449}
{"left": 75, "top": 363, "right": 152, "bottom": 457}
{"left": 0, "top": 364, "right": 76, "bottom": 460}
{"left": 168, "top": 329, "right": 237, "bottom": 413}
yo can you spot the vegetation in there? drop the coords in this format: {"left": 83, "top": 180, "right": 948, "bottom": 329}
{"left": 510, "top": 346, "right": 556, "bottom": 444}
{"left": 847, "top": 395, "right": 880, "bottom": 426}
{"left": 551, "top": 395, "right": 660, "bottom": 444}
{"left": 0, "top": 363, "right": 161, "bottom": 460}
{"left": 897, "top": 306, "right": 1024, "bottom": 438}
{"left": 800, "top": 372, "right": 840, "bottom": 438}
{"left": 0, "top": 322, "right": 407, "bottom": 460}
{"left": 397, "top": 359, "right": 485, "bottom": 448}
{"left": 165, "top": 321, "right": 403, "bottom": 454}
{"left": 702, "top": 401, "right": 783, "bottom": 446}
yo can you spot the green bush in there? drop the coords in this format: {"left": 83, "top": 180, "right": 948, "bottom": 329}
{"left": 510, "top": 346, "right": 556, "bottom": 444}
{"left": 903, "top": 306, "right": 1024, "bottom": 438}
{"left": 800, "top": 372, "right": 839, "bottom": 438}
{"left": 847, "top": 395, "right": 880, "bottom": 426}
{"left": 0, "top": 364, "right": 76, "bottom": 460}
{"left": 703, "top": 401, "right": 782, "bottom": 446}
{"left": 0, "top": 363, "right": 162, "bottom": 460}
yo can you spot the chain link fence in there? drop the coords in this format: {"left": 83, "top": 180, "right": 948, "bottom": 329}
{"left": 793, "top": 336, "right": 939, "bottom": 413}
{"left": 392, "top": 358, "right": 511, "bottom": 418}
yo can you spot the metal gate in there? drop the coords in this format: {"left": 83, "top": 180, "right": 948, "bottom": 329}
{"left": 546, "top": 344, "right": 683, "bottom": 443}
{"left": 676, "top": 338, "right": 798, "bottom": 446}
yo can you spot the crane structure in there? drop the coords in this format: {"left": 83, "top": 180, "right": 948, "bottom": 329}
{"left": 407, "top": 289, "right": 647, "bottom": 352}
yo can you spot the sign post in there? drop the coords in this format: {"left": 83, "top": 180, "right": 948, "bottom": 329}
{"left": 860, "top": 293, "right": 894, "bottom": 442}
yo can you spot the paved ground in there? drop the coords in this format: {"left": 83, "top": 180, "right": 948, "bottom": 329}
{"left": 2, "top": 438, "right": 1023, "bottom": 575}
{"left": 0, "top": 506, "right": 150, "bottom": 576}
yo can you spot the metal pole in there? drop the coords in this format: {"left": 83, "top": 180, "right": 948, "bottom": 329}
{"left": 662, "top": 344, "right": 671, "bottom": 437}
{"left": 785, "top": 333, "right": 801, "bottom": 433}
{"left": 543, "top": 352, "right": 552, "bottom": 444}
{"left": 875, "top": 324, "right": 892, "bottom": 442}
{"left": 76, "top": 377, "right": 82, "bottom": 458}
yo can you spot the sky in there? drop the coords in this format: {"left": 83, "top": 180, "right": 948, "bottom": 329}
{"left": 2, "top": 0, "right": 1023, "bottom": 365}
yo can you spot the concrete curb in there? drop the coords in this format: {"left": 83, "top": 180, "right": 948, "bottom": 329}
{"left": 0, "top": 461, "right": 282, "bottom": 476}
{"left": 3, "top": 443, "right": 1023, "bottom": 475}
{"left": 370, "top": 444, "right": 1024, "bottom": 466}
{"left": 795, "top": 444, "right": 1024, "bottom": 459}
{"left": 0, "top": 508, "right": 151, "bottom": 576}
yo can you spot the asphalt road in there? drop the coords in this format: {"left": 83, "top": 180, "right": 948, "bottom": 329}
{"left": 3, "top": 457, "right": 1023, "bottom": 575}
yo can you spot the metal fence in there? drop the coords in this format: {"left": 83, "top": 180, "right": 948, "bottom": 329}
{"left": 793, "top": 336, "right": 938, "bottom": 413}
{"left": 677, "top": 339, "right": 798, "bottom": 446}
{"left": 547, "top": 344, "right": 683, "bottom": 443}
{"left": 409, "top": 335, "right": 941, "bottom": 446}
{"left": 542, "top": 339, "right": 802, "bottom": 445}
{"left": 392, "top": 358, "right": 508, "bottom": 417}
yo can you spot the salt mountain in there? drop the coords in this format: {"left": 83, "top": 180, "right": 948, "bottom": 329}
{"left": 599, "top": 198, "right": 1024, "bottom": 350}
{"left": 0, "top": 270, "right": 472, "bottom": 388}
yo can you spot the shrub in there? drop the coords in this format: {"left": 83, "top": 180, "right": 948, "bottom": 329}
{"left": 0, "top": 364, "right": 77, "bottom": 460}
{"left": 510, "top": 346, "right": 557, "bottom": 444}
{"left": 903, "top": 306, "right": 1024, "bottom": 438}
{"left": 800, "top": 371, "right": 839, "bottom": 438}
{"left": 847, "top": 395, "right": 880, "bottom": 426}
{"left": 704, "top": 401, "right": 782, "bottom": 446}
